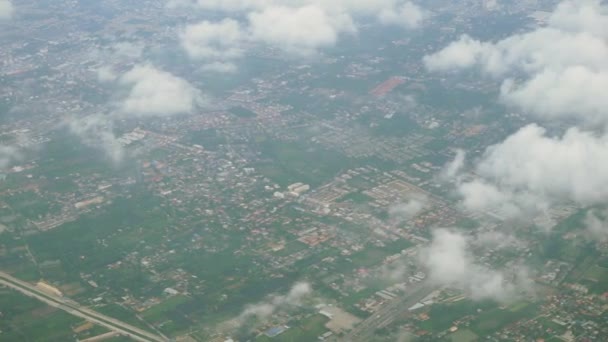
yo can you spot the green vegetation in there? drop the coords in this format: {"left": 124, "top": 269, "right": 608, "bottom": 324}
{"left": 448, "top": 328, "right": 478, "bottom": 342}
{"left": 26, "top": 192, "right": 168, "bottom": 281}
{"left": 419, "top": 300, "right": 490, "bottom": 333}
{"left": 275, "top": 240, "right": 308, "bottom": 257}
{"left": 230, "top": 107, "right": 257, "bottom": 118}
{"left": 337, "top": 191, "right": 374, "bottom": 203}
{"left": 96, "top": 304, "right": 152, "bottom": 331}
{"left": 256, "top": 141, "right": 354, "bottom": 187}
{"left": 141, "top": 295, "right": 191, "bottom": 322}
{"left": 537, "top": 317, "right": 567, "bottom": 336}
{"left": 0, "top": 289, "right": 81, "bottom": 341}
{"left": 471, "top": 302, "right": 537, "bottom": 336}
{"left": 255, "top": 314, "right": 329, "bottom": 342}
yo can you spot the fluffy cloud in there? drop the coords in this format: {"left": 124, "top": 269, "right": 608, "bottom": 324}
{"left": 118, "top": 64, "right": 203, "bottom": 117}
{"left": 388, "top": 196, "right": 427, "bottom": 222}
{"left": 0, "top": 0, "right": 14, "bottom": 20}
{"left": 584, "top": 209, "right": 608, "bottom": 242}
{"left": 500, "top": 67, "right": 608, "bottom": 124}
{"left": 440, "top": 149, "right": 465, "bottom": 181}
{"left": 248, "top": 5, "right": 356, "bottom": 56}
{"left": 451, "top": 124, "right": 608, "bottom": 218}
{"left": 238, "top": 282, "right": 312, "bottom": 323}
{"left": 93, "top": 41, "right": 146, "bottom": 81}
{"left": 78, "top": 64, "right": 203, "bottom": 163}
{"left": 175, "top": 0, "right": 425, "bottom": 20}
{"left": 68, "top": 115, "right": 124, "bottom": 164}
{"left": 423, "top": 35, "right": 488, "bottom": 72}
{"left": 378, "top": 2, "right": 425, "bottom": 29}
{"left": 97, "top": 66, "right": 118, "bottom": 82}
{"left": 422, "top": 229, "right": 530, "bottom": 301}
{"left": 176, "top": 1, "right": 425, "bottom": 60}
{"left": 428, "top": 1, "right": 608, "bottom": 221}
{"left": 0, "top": 145, "right": 21, "bottom": 170}
{"left": 474, "top": 124, "right": 608, "bottom": 206}
{"left": 424, "top": 0, "right": 608, "bottom": 125}
{"left": 180, "top": 19, "right": 244, "bottom": 61}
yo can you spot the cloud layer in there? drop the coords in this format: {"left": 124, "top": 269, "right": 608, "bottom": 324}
{"left": 248, "top": 5, "right": 356, "bottom": 56}
{"left": 68, "top": 115, "right": 124, "bottom": 164}
{"left": 179, "top": 18, "right": 244, "bottom": 69}
{"left": 430, "top": 1, "right": 608, "bottom": 221}
{"left": 422, "top": 229, "right": 529, "bottom": 301}
{"left": 176, "top": 0, "right": 425, "bottom": 67}
{"left": 388, "top": 196, "right": 427, "bottom": 222}
{"left": 424, "top": 0, "right": 608, "bottom": 125}
{"left": 117, "top": 64, "right": 202, "bottom": 117}
{"left": 452, "top": 124, "right": 608, "bottom": 219}
{"left": 584, "top": 209, "right": 608, "bottom": 242}
{"left": 0, "top": 145, "right": 21, "bottom": 170}
{"left": 0, "top": 0, "right": 13, "bottom": 20}
{"left": 237, "top": 282, "right": 312, "bottom": 323}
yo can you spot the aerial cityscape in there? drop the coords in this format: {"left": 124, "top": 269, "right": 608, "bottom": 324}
{"left": 1, "top": 0, "right": 608, "bottom": 341}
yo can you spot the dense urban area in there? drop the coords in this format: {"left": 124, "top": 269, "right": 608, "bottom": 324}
{"left": 1, "top": 0, "right": 608, "bottom": 341}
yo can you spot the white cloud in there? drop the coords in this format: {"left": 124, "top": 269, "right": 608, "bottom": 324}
{"left": 474, "top": 124, "right": 608, "bottom": 206}
{"left": 93, "top": 41, "right": 146, "bottom": 82}
{"left": 176, "top": 1, "right": 425, "bottom": 59}
{"left": 176, "top": 0, "right": 424, "bottom": 19}
{"left": 248, "top": 5, "right": 356, "bottom": 56}
{"left": 388, "top": 196, "right": 427, "bottom": 222}
{"left": 97, "top": 66, "right": 118, "bottom": 82}
{"left": 584, "top": 209, "right": 608, "bottom": 242}
{"left": 440, "top": 149, "right": 465, "bottom": 181}
{"left": 168, "top": 0, "right": 270, "bottom": 11}
{"left": 76, "top": 64, "right": 204, "bottom": 163}
{"left": 180, "top": 19, "right": 244, "bottom": 60}
{"left": 422, "top": 229, "right": 530, "bottom": 301}
{"left": 423, "top": 35, "right": 489, "bottom": 72}
{"left": 68, "top": 115, "right": 124, "bottom": 164}
{"left": 424, "top": 0, "right": 608, "bottom": 125}
{"left": 378, "top": 2, "right": 425, "bottom": 29}
{"left": 428, "top": 1, "right": 608, "bottom": 222}
{"left": 0, "top": 145, "right": 21, "bottom": 170}
{"left": 118, "top": 64, "right": 203, "bottom": 117}
{"left": 238, "top": 282, "right": 312, "bottom": 323}
{"left": 0, "top": 0, "right": 14, "bottom": 20}
{"left": 448, "top": 124, "right": 608, "bottom": 220}
{"left": 500, "top": 67, "right": 608, "bottom": 125}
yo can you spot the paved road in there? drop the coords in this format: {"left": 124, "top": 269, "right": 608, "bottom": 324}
{"left": 341, "top": 282, "right": 437, "bottom": 342}
{"left": 0, "top": 271, "right": 167, "bottom": 342}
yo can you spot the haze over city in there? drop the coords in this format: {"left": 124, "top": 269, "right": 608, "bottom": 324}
{"left": 0, "top": 0, "right": 607, "bottom": 341}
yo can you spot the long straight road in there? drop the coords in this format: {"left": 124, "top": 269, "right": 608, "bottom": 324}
{"left": 0, "top": 271, "right": 167, "bottom": 342}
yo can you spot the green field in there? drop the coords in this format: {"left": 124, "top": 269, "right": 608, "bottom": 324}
{"left": 0, "top": 289, "right": 85, "bottom": 341}
{"left": 255, "top": 141, "right": 354, "bottom": 187}
{"left": 583, "top": 265, "right": 608, "bottom": 282}
{"left": 449, "top": 328, "right": 478, "bottom": 342}
{"left": 141, "top": 295, "right": 192, "bottom": 322}
{"left": 230, "top": 107, "right": 257, "bottom": 118}
{"left": 419, "top": 301, "right": 481, "bottom": 333}
{"left": 471, "top": 302, "right": 537, "bottom": 336}
{"left": 255, "top": 314, "right": 329, "bottom": 342}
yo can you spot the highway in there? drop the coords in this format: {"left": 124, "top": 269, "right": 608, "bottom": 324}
{"left": 341, "top": 282, "right": 437, "bottom": 342}
{"left": 0, "top": 271, "right": 167, "bottom": 342}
